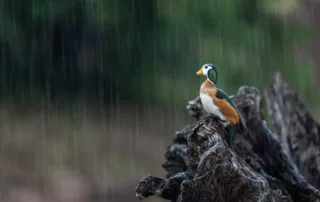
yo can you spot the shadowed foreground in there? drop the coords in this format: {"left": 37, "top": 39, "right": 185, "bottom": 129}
{"left": 136, "top": 73, "right": 320, "bottom": 202}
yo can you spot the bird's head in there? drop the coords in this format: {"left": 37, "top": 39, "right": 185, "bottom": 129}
{"left": 196, "top": 64, "right": 218, "bottom": 84}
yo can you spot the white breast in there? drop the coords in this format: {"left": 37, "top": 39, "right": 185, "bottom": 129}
{"left": 200, "top": 93, "right": 229, "bottom": 125}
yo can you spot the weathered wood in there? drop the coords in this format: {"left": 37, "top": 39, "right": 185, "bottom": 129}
{"left": 232, "top": 86, "right": 320, "bottom": 202}
{"left": 135, "top": 75, "right": 320, "bottom": 202}
{"left": 265, "top": 73, "right": 320, "bottom": 189}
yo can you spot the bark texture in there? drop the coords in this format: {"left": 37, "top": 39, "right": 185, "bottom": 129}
{"left": 265, "top": 73, "right": 320, "bottom": 189}
{"left": 135, "top": 73, "right": 320, "bottom": 202}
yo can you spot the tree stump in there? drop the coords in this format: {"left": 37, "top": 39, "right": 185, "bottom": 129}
{"left": 265, "top": 73, "right": 320, "bottom": 189}
{"left": 135, "top": 73, "right": 320, "bottom": 202}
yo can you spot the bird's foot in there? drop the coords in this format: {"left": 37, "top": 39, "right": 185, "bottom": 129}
{"left": 203, "top": 113, "right": 227, "bottom": 123}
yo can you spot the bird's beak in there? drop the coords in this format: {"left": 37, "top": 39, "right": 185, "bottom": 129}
{"left": 196, "top": 69, "right": 203, "bottom": 76}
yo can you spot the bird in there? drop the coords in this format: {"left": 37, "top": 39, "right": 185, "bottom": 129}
{"left": 196, "top": 63, "right": 251, "bottom": 145}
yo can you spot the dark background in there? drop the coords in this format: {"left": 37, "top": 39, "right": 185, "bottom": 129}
{"left": 0, "top": 0, "right": 319, "bottom": 201}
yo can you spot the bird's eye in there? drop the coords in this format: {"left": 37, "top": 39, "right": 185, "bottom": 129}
{"left": 205, "top": 66, "right": 208, "bottom": 69}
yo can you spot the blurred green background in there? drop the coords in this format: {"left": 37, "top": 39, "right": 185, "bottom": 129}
{"left": 0, "top": 0, "right": 319, "bottom": 201}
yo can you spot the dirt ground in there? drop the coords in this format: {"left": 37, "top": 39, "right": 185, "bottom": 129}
{"left": 0, "top": 101, "right": 190, "bottom": 202}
